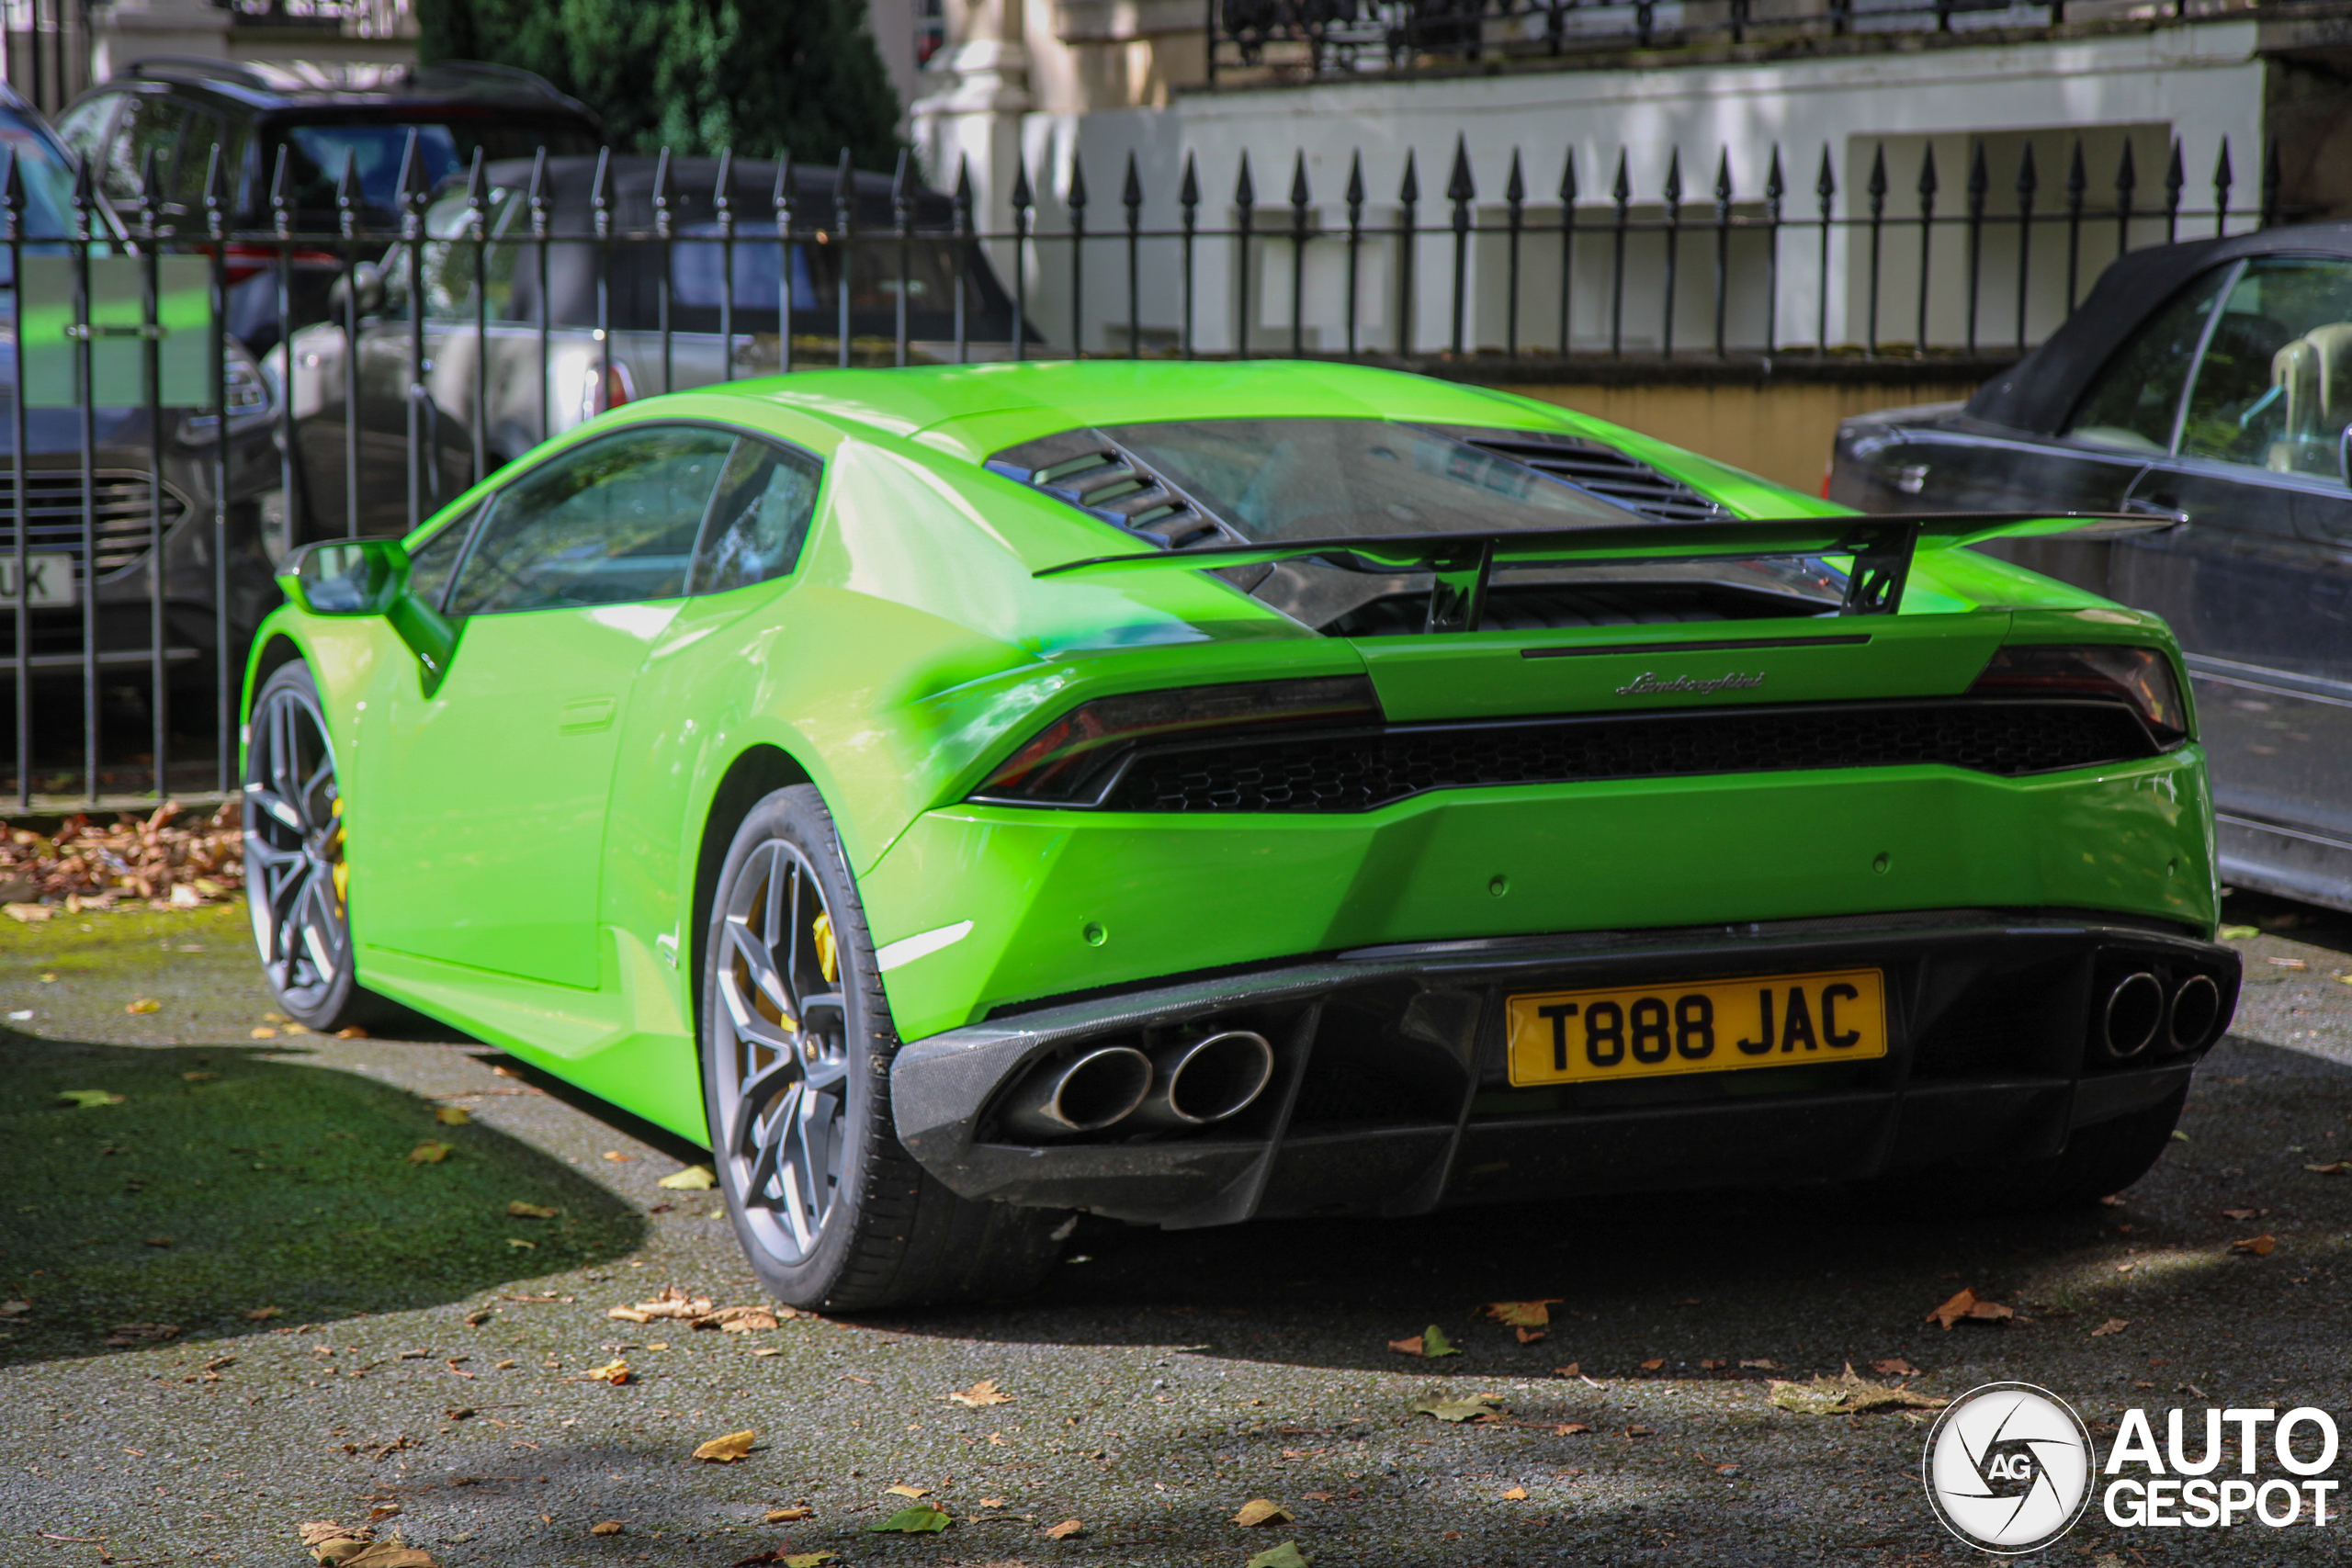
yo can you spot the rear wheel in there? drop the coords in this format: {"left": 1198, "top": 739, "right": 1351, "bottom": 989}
{"left": 242, "top": 661, "right": 388, "bottom": 1032}
{"left": 700, "top": 784, "right": 1065, "bottom": 1311}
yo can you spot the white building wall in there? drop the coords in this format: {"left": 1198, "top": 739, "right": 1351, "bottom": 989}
{"left": 928, "top": 22, "right": 2267, "bottom": 357}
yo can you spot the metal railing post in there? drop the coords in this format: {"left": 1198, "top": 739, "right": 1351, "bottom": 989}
{"left": 1447, "top": 137, "right": 1475, "bottom": 357}
{"left": 1290, "top": 152, "right": 1310, "bottom": 360}
{"left": 1067, "top": 151, "right": 1088, "bottom": 360}
{"left": 142, "top": 150, "right": 169, "bottom": 801}
{"left": 1505, "top": 150, "right": 1524, "bottom": 359}
{"left": 1234, "top": 152, "right": 1255, "bottom": 360}
{"left": 1557, "top": 149, "right": 1577, "bottom": 358}
{"left": 1124, "top": 152, "right": 1143, "bottom": 359}
{"left": 6, "top": 153, "right": 25, "bottom": 811}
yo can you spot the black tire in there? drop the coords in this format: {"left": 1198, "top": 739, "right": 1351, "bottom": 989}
{"left": 242, "top": 660, "right": 392, "bottom": 1032}
{"left": 699, "top": 784, "right": 1066, "bottom": 1312}
{"left": 1869, "top": 1085, "right": 2189, "bottom": 1215}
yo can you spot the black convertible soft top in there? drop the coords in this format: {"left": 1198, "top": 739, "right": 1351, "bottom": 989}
{"left": 1968, "top": 222, "right": 2352, "bottom": 433}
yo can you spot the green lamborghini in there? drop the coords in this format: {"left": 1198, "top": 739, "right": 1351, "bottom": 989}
{"left": 242, "top": 360, "right": 2239, "bottom": 1310}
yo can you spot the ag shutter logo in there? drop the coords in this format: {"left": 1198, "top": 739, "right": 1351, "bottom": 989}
{"left": 1921, "top": 1382, "right": 2096, "bottom": 1554}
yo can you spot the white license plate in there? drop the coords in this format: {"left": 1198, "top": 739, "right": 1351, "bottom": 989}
{"left": 0, "top": 552, "right": 74, "bottom": 608}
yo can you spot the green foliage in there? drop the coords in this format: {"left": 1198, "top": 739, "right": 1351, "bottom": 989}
{"left": 417, "top": 0, "right": 901, "bottom": 167}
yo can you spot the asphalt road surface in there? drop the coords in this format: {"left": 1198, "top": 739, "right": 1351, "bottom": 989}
{"left": 2, "top": 895, "right": 2348, "bottom": 1567}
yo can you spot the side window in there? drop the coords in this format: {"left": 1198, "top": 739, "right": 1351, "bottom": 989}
{"left": 53, "top": 96, "right": 119, "bottom": 179}
{"left": 447, "top": 426, "right": 734, "bottom": 616}
{"left": 690, "top": 437, "right": 823, "bottom": 595}
{"left": 169, "top": 110, "right": 243, "bottom": 207}
{"left": 2178, "top": 257, "right": 2352, "bottom": 478}
{"left": 2063, "top": 267, "right": 2232, "bottom": 454}
{"left": 404, "top": 502, "right": 481, "bottom": 612}
{"left": 108, "top": 92, "right": 190, "bottom": 209}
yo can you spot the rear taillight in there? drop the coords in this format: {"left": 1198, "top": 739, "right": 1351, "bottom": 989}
{"left": 1969, "top": 645, "right": 2187, "bottom": 740}
{"left": 973, "top": 676, "right": 1382, "bottom": 807}
{"left": 222, "top": 243, "right": 343, "bottom": 287}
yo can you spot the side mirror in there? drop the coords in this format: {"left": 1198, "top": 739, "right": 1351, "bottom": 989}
{"left": 277, "top": 536, "right": 460, "bottom": 691}
{"left": 326, "top": 260, "right": 385, "bottom": 321}
{"left": 281, "top": 537, "right": 402, "bottom": 615}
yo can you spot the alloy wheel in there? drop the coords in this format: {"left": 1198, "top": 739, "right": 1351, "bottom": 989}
{"left": 714, "top": 838, "right": 851, "bottom": 1265}
{"left": 242, "top": 678, "right": 351, "bottom": 1015}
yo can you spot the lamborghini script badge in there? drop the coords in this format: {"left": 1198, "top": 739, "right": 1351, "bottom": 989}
{"left": 1614, "top": 671, "right": 1766, "bottom": 696}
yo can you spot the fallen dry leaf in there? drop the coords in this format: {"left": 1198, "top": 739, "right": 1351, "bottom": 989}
{"left": 1871, "top": 1358, "right": 1920, "bottom": 1377}
{"left": 1926, "top": 1287, "right": 2012, "bottom": 1329}
{"left": 2090, "top": 1319, "right": 2130, "bottom": 1337}
{"left": 586, "top": 1359, "right": 631, "bottom": 1385}
{"left": 342, "top": 1545, "right": 436, "bottom": 1568}
{"left": 0, "top": 1301, "right": 28, "bottom": 1318}
{"left": 1044, "top": 1517, "right": 1085, "bottom": 1539}
{"left": 103, "top": 1322, "right": 180, "bottom": 1345}
{"left": 505, "top": 1238, "right": 536, "bottom": 1250}
{"left": 777, "top": 1556, "right": 835, "bottom": 1568}
{"left": 251, "top": 1026, "right": 278, "bottom": 1039}
{"left": 693, "top": 1429, "right": 757, "bottom": 1463}
{"left": 434, "top": 1107, "right": 471, "bottom": 1126}
{"left": 506, "top": 1201, "right": 559, "bottom": 1219}
{"left": 182, "top": 1069, "right": 217, "bottom": 1082}
{"left": 763, "top": 1506, "right": 812, "bottom": 1523}
{"left": 1556, "top": 1422, "right": 1591, "bottom": 1435}
{"left": 659, "top": 1164, "right": 718, "bottom": 1190}
{"left": 1770, "top": 1363, "right": 1950, "bottom": 1416}
{"left": 4, "top": 901, "right": 52, "bottom": 922}
{"left": 867, "top": 1503, "right": 951, "bottom": 1533}
{"left": 406, "top": 1140, "right": 452, "bottom": 1165}
{"left": 2229, "top": 1234, "right": 2278, "bottom": 1257}
{"left": 1483, "top": 1299, "right": 1562, "bottom": 1328}
{"left": 125, "top": 998, "right": 161, "bottom": 1014}
{"left": 590, "top": 1520, "right": 624, "bottom": 1536}
{"left": 1234, "top": 1498, "right": 1294, "bottom": 1528}
{"left": 56, "top": 1089, "right": 124, "bottom": 1108}
{"left": 714, "top": 1305, "right": 778, "bottom": 1332}
{"left": 948, "top": 1378, "right": 1012, "bottom": 1407}
{"left": 1501, "top": 1485, "right": 1529, "bottom": 1500}
{"left": 1245, "top": 1545, "right": 1308, "bottom": 1568}
{"left": 1553, "top": 1362, "right": 1580, "bottom": 1378}
{"left": 1411, "top": 1394, "right": 1502, "bottom": 1423}
{"left": 1639, "top": 1358, "right": 1665, "bottom": 1371}
{"left": 2304, "top": 1161, "right": 2352, "bottom": 1176}
{"left": 602, "top": 1150, "right": 635, "bottom": 1163}
{"left": 886, "top": 1483, "right": 929, "bottom": 1498}
{"left": 1624, "top": 1425, "right": 1655, "bottom": 1437}
{"left": 1738, "top": 1358, "right": 1781, "bottom": 1371}
{"left": 1387, "top": 1323, "right": 1458, "bottom": 1358}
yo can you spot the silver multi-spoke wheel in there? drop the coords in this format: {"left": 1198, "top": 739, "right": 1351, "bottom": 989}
{"left": 714, "top": 836, "right": 850, "bottom": 1265}
{"left": 243, "top": 666, "right": 355, "bottom": 1021}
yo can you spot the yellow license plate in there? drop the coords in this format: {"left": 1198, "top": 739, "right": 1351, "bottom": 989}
{"left": 1505, "top": 967, "right": 1888, "bottom": 1086}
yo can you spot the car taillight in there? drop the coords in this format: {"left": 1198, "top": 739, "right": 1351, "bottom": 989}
{"left": 221, "top": 243, "right": 342, "bottom": 287}
{"left": 1969, "top": 645, "right": 2187, "bottom": 740}
{"left": 974, "top": 676, "right": 1382, "bottom": 807}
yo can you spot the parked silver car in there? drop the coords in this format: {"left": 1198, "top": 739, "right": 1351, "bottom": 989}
{"left": 282, "top": 153, "right": 1023, "bottom": 536}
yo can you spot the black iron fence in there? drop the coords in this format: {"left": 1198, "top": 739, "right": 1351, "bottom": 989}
{"left": 0, "top": 123, "right": 2285, "bottom": 810}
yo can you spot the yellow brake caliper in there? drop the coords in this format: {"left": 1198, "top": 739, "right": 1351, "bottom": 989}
{"left": 328, "top": 797, "right": 347, "bottom": 911}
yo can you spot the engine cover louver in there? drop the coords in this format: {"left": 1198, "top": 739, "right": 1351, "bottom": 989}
{"left": 985, "top": 432, "right": 1232, "bottom": 550}
{"left": 1428, "top": 426, "right": 1732, "bottom": 525}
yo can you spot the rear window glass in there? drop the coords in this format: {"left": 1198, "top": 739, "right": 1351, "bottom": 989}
{"left": 269, "top": 118, "right": 599, "bottom": 221}
{"left": 1096, "top": 419, "right": 1642, "bottom": 542}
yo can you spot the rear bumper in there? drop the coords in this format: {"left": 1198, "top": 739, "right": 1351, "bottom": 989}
{"left": 888, "top": 908, "right": 2237, "bottom": 1227}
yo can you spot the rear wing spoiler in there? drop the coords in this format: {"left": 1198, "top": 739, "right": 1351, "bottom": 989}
{"left": 1034, "top": 511, "right": 2159, "bottom": 630}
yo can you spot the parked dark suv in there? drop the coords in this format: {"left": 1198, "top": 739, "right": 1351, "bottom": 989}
{"left": 53, "top": 57, "right": 603, "bottom": 355}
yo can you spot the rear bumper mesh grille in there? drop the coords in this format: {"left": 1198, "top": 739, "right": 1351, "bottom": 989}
{"left": 1092, "top": 699, "right": 2165, "bottom": 814}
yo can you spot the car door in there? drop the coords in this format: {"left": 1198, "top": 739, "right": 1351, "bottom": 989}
{"left": 2110, "top": 253, "right": 2352, "bottom": 904}
{"left": 1953, "top": 265, "right": 2237, "bottom": 594}
{"left": 365, "top": 423, "right": 737, "bottom": 988}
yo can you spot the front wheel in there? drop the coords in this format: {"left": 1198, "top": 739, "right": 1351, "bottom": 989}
{"left": 242, "top": 661, "right": 389, "bottom": 1032}
{"left": 700, "top": 785, "right": 1065, "bottom": 1311}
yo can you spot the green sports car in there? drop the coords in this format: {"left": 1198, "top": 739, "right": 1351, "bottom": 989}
{"left": 242, "top": 360, "right": 2239, "bottom": 1310}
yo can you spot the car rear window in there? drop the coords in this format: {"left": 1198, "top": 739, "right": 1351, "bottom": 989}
{"left": 267, "top": 117, "right": 600, "bottom": 221}
{"left": 1095, "top": 418, "right": 1644, "bottom": 542}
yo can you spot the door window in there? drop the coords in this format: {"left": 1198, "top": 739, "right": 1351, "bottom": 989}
{"left": 447, "top": 426, "right": 734, "bottom": 615}
{"left": 107, "top": 92, "right": 192, "bottom": 209}
{"left": 2177, "top": 257, "right": 2352, "bottom": 478}
{"left": 404, "top": 502, "right": 482, "bottom": 612}
{"left": 691, "top": 438, "right": 823, "bottom": 594}
{"left": 2063, "top": 267, "right": 2232, "bottom": 454}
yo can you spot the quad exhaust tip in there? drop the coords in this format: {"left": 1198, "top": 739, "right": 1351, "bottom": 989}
{"left": 998, "top": 1029, "right": 1275, "bottom": 1140}
{"left": 1129, "top": 1030, "right": 1276, "bottom": 1131}
{"left": 2167, "top": 973, "right": 2223, "bottom": 1054}
{"left": 998, "top": 1044, "right": 1153, "bottom": 1139}
{"left": 2101, "top": 972, "right": 2165, "bottom": 1061}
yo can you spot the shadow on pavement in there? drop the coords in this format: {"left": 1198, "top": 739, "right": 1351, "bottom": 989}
{"left": 0, "top": 1031, "right": 646, "bottom": 1368}
{"left": 876, "top": 1034, "right": 2352, "bottom": 1373}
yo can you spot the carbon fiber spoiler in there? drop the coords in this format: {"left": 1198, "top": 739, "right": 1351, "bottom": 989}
{"left": 1033, "top": 511, "right": 2157, "bottom": 627}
